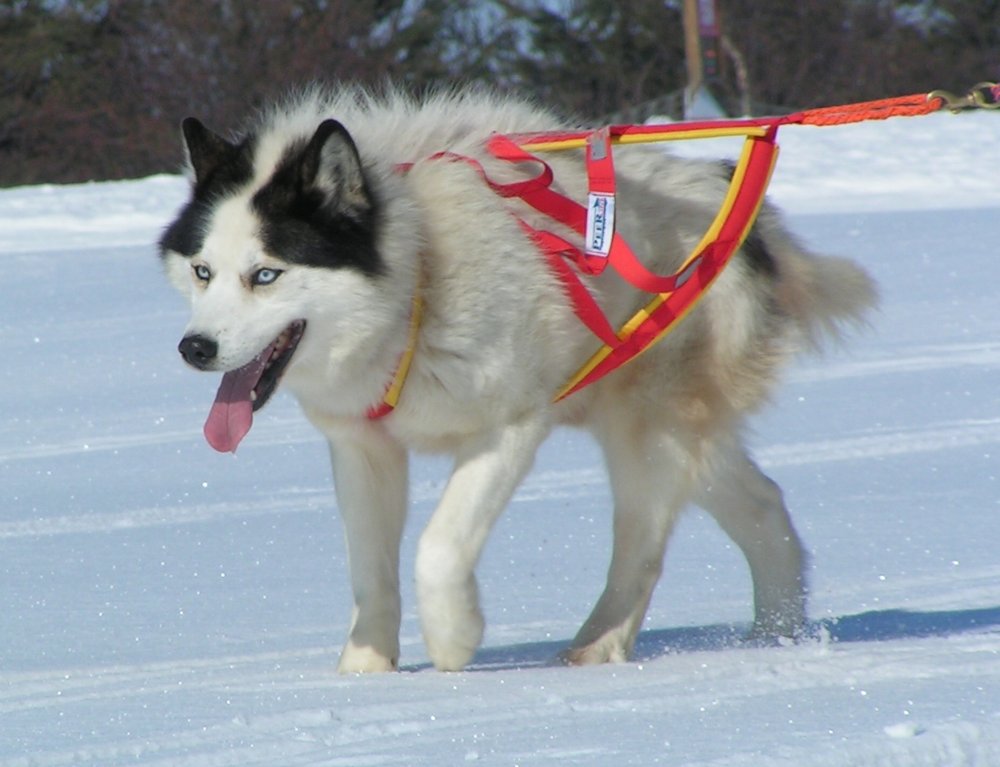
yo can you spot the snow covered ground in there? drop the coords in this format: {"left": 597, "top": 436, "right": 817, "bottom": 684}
{"left": 2, "top": 110, "right": 999, "bottom": 766}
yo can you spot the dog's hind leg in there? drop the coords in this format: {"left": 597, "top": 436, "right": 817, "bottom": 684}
{"left": 563, "top": 410, "right": 697, "bottom": 665}
{"left": 416, "top": 414, "right": 551, "bottom": 671}
{"left": 324, "top": 423, "right": 409, "bottom": 673}
{"left": 695, "top": 440, "right": 807, "bottom": 639}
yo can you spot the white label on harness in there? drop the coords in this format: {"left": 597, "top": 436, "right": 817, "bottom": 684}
{"left": 585, "top": 192, "right": 615, "bottom": 258}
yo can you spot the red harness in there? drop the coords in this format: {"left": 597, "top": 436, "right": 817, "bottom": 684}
{"left": 369, "top": 118, "right": 781, "bottom": 418}
{"left": 484, "top": 122, "right": 780, "bottom": 400}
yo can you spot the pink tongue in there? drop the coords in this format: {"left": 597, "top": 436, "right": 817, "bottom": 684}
{"left": 203, "top": 346, "right": 274, "bottom": 453}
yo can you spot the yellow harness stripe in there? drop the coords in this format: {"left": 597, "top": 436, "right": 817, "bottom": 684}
{"left": 520, "top": 125, "right": 771, "bottom": 153}
{"left": 381, "top": 292, "right": 423, "bottom": 409}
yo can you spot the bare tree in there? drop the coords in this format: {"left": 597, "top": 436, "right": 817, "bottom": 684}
{"left": 1, "top": 0, "right": 998, "bottom": 186}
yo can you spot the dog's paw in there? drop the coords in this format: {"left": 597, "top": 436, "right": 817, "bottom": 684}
{"left": 750, "top": 601, "right": 807, "bottom": 643}
{"left": 337, "top": 641, "right": 398, "bottom": 674}
{"left": 559, "top": 636, "right": 629, "bottom": 666}
{"left": 418, "top": 579, "right": 485, "bottom": 671}
{"left": 423, "top": 604, "right": 484, "bottom": 671}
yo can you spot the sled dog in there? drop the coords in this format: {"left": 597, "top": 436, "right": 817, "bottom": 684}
{"left": 159, "top": 86, "right": 876, "bottom": 672}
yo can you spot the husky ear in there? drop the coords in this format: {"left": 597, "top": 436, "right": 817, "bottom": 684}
{"left": 181, "top": 117, "right": 234, "bottom": 185}
{"left": 298, "top": 119, "right": 373, "bottom": 219}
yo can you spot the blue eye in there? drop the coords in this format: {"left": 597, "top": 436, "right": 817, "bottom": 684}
{"left": 253, "top": 268, "right": 282, "bottom": 286}
{"left": 193, "top": 264, "right": 211, "bottom": 281}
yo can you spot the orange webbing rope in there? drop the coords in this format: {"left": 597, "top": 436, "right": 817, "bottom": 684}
{"left": 786, "top": 93, "right": 945, "bottom": 127}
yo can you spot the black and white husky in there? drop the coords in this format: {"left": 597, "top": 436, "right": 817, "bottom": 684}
{"left": 159, "top": 86, "right": 876, "bottom": 672}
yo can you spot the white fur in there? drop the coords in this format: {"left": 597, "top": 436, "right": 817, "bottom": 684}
{"left": 162, "top": 86, "right": 877, "bottom": 672}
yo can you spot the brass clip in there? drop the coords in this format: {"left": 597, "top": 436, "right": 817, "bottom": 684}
{"left": 970, "top": 81, "right": 1000, "bottom": 109}
{"left": 928, "top": 82, "right": 1000, "bottom": 112}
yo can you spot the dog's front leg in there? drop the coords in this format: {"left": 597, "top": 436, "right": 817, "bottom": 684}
{"left": 416, "top": 414, "right": 550, "bottom": 671}
{"left": 325, "top": 423, "right": 409, "bottom": 673}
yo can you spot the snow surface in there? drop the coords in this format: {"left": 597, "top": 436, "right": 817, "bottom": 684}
{"left": 2, "top": 111, "right": 1000, "bottom": 766}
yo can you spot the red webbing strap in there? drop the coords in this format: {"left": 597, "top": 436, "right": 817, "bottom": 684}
{"left": 555, "top": 131, "right": 779, "bottom": 401}
{"left": 405, "top": 149, "right": 555, "bottom": 199}
{"left": 519, "top": 224, "right": 622, "bottom": 348}
{"left": 403, "top": 148, "right": 621, "bottom": 347}
{"left": 486, "top": 135, "right": 597, "bottom": 274}
{"left": 487, "top": 134, "right": 729, "bottom": 294}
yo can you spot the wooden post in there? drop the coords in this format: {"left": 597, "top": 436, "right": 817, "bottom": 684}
{"left": 683, "top": 0, "right": 703, "bottom": 103}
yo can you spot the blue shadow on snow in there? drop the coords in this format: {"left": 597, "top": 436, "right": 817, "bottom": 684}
{"left": 401, "top": 604, "right": 1000, "bottom": 672}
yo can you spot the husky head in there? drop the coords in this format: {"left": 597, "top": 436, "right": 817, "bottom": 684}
{"left": 159, "top": 115, "right": 391, "bottom": 453}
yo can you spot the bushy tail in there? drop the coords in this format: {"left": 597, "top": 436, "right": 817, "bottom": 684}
{"left": 773, "top": 245, "right": 879, "bottom": 349}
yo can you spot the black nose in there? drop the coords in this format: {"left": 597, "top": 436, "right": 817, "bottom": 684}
{"left": 178, "top": 334, "right": 218, "bottom": 370}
